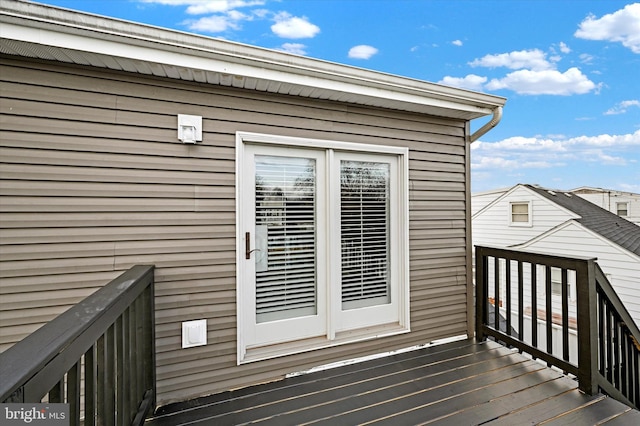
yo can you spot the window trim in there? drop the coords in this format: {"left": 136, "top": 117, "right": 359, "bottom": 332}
{"left": 236, "top": 132, "right": 410, "bottom": 364}
{"left": 616, "top": 202, "right": 629, "bottom": 217}
{"left": 509, "top": 201, "right": 532, "bottom": 227}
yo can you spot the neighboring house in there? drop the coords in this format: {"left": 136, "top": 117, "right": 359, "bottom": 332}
{"left": 0, "top": 1, "right": 506, "bottom": 407}
{"left": 570, "top": 186, "right": 640, "bottom": 226}
{"left": 471, "top": 187, "right": 509, "bottom": 216}
{"left": 472, "top": 184, "right": 640, "bottom": 331}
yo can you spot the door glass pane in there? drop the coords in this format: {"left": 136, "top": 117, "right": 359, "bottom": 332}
{"left": 340, "top": 160, "right": 390, "bottom": 310}
{"left": 255, "top": 155, "right": 317, "bottom": 323}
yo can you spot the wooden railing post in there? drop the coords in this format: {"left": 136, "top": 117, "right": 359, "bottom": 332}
{"left": 575, "top": 258, "right": 599, "bottom": 395}
{"left": 475, "top": 246, "right": 487, "bottom": 341}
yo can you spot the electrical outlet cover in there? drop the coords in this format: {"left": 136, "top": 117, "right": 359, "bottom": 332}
{"left": 182, "top": 319, "right": 207, "bottom": 348}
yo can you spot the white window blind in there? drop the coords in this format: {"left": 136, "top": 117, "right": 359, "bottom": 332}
{"left": 340, "top": 161, "right": 390, "bottom": 310}
{"left": 511, "top": 203, "right": 529, "bottom": 223}
{"left": 617, "top": 202, "right": 628, "bottom": 216}
{"left": 254, "top": 155, "right": 317, "bottom": 322}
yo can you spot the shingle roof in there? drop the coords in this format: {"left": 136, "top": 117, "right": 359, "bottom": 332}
{"left": 525, "top": 184, "right": 640, "bottom": 256}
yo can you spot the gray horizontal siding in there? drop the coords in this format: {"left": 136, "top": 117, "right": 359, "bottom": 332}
{"left": 0, "top": 56, "right": 470, "bottom": 405}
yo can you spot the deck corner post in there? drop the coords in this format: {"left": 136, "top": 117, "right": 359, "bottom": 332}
{"left": 475, "top": 246, "right": 487, "bottom": 341}
{"left": 576, "top": 258, "right": 599, "bottom": 395}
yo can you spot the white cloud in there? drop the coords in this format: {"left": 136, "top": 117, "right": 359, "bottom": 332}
{"left": 472, "top": 156, "right": 555, "bottom": 170}
{"left": 485, "top": 67, "right": 598, "bottom": 95}
{"left": 604, "top": 99, "right": 640, "bottom": 115}
{"left": 187, "top": 0, "right": 265, "bottom": 14}
{"left": 271, "top": 12, "right": 320, "bottom": 39}
{"left": 188, "top": 14, "right": 240, "bottom": 32}
{"left": 277, "top": 43, "right": 307, "bottom": 55}
{"left": 619, "top": 183, "right": 640, "bottom": 192}
{"left": 140, "top": 0, "right": 265, "bottom": 15}
{"left": 452, "top": 39, "right": 463, "bottom": 46}
{"left": 348, "top": 45, "right": 379, "bottom": 60}
{"left": 469, "top": 49, "right": 553, "bottom": 71}
{"left": 438, "top": 74, "right": 487, "bottom": 91}
{"left": 579, "top": 53, "right": 595, "bottom": 64}
{"left": 575, "top": 3, "right": 640, "bottom": 53}
{"left": 558, "top": 42, "right": 571, "bottom": 54}
{"left": 471, "top": 130, "right": 640, "bottom": 170}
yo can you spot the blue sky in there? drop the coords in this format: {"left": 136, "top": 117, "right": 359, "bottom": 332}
{"left": 35, "top": 0, "right": 640, "bottom": 192}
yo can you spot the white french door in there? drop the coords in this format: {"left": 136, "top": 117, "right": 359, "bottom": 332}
{"left": 240, "top": 144, "right": 327, "bottom": 349}
{"left": 237, "top": 134, "right": 409, "bottom": 362}
{"left": 331, "top": 152, "right": 399, "bottom": 333}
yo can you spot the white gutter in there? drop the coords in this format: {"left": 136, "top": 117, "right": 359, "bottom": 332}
{"left": 470, "top": 106, "right": 503, "bottom": 142}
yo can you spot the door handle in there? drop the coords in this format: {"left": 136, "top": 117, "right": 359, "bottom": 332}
{"left": 245, "top": 232, "right": 251, "bottom": 259}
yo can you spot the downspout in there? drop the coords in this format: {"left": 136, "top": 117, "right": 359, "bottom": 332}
{"left": 466, "top": 105, "right": 502, "bottom": 339}
{"left": 470, "top": 106, "right": 503, "bottom": 143}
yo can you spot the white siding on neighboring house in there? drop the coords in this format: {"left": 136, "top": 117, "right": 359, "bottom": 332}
{"left": 472, "top": 186, "right": 578, "bottom": 249}
{"left": 516, "top": 221, "right": 640, "bottom": 327}
{"left": 572, "top": 188, "right": 640, "bottom": 226}
{"left": 471, "top": 188, "right": 508, "bottom": 216}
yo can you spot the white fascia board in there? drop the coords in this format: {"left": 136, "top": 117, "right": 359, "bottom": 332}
{"left": 0, "top": 4, "right": 505, "bottom": 118}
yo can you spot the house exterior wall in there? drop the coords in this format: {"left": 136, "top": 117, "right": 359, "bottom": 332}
{"left": 572, "top": 189, "right": 640, "bottom": 226}
{"left": 0, "top": 57, "right": 472, "bottom": 405}
{"left": 470, "top": 188, "right": 508, "bottom": 216}
{"left": 472, "top": 186, "right": 577, "bottom": 249}
{"left": 517, "top": 222, "right": 640, "bottom": 327}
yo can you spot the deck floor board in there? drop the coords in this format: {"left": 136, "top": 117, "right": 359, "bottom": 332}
{"left": 148, "top": 340, "right": 638, "bottom": 425}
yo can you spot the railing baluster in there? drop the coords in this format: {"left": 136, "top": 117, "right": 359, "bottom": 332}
{"left": 633, "top": 341, "right": 640, "bottom": 407}
{"left": 135, "top": 294, "right": 144, "bottom": 404}
{"left": 49, "top": 379, "right": 63, "bottom": 403}
{"left": 128, "top": 304, "right": 137, "bottom": 420}
{"left": 598, "top": 294, "right": 606, "bottom": 375}
{"left": 505, "top": 260, "right": 512, "bottom": 336}
{"left": 68, "top": 362, "right": 80, "bottom": 426}
{"left": 494, "top": 256, "right": 500, "bottom": 331}
{"left": 105, "top": 324, "right": 115, "bottom": 426}
{"left": 85, "top": 344, "right": 96, "bottom": 426}
{"left": 116, "top": 314, "right": 125, "bottom": 426}
{"left": 123, "top": 308, "right": 132, "bottom": 423}
{"left": 613, "top": 314, "right": 620, "bottom": 390}
{"left": 143, "top": 284, "right": 156, "bottom": 409}
{"left": 96, "top": 333, "right": 105, "bottom": 424}
{"left": 545, "top": 266, "right": 552, "bottom": 361}
{"left": 621, "top": 331, "right": 628, "bottom": 398}
{"left": 531, "top": 263, "right": 538, "bottom": 350}
{"left": 606, "top": 303, "right": 613, "bottom": 383}
{"left": 561, "top": 268, "right": 569, "bottom": 362}
{"left": 517, "top": 261, "right": 523, "bottom": 343}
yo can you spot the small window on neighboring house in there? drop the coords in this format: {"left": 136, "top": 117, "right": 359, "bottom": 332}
{"left": 551, "top": 268, "right": 562, "bottom": 296}
{"left": 549, "top": 267, "right": 576, "bottom": 301}
{"left": 617, "top": 202, "right": 629, "bottom": 217}
{"left": 510, "top": 202, "right": 531, "bottom": 226}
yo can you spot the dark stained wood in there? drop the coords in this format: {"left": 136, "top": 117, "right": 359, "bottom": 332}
{"left": 475, "top": 246, "right": 640, "bottom": 411}
{"left": 147, "top": 340, "right": 638, "bottom": 425}
{"left": 0, "top": 265, "right": 156, "bottom": 425}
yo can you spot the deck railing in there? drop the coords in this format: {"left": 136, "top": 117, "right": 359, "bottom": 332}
{"left": 476, "top": 246, "right": 640, "bottom": 410}
{"left": 0, "top": 265, "right": 156, "bottom": 425}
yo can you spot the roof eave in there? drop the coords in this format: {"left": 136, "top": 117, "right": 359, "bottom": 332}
{"left": 0, "top": 0, "right": 506, "bottom": 120}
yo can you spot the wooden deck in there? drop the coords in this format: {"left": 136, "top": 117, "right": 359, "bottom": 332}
{"left": 147, "top": 339, "right": 640, "bottom": 425}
